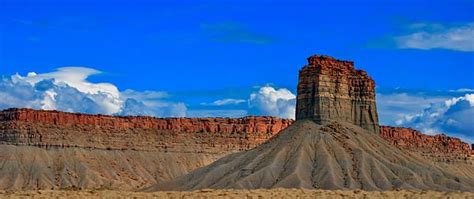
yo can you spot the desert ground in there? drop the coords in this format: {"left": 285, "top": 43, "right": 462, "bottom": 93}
{"left": 1, "top": 188, "right": 473, "bottom": 199}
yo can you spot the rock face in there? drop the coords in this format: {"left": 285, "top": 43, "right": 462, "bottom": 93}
{"left": 147, "top": 55, "right": 474, "bottom": 192}
{"left": 380, "top": 126, "right": 471, "bottom": 154}
{"left": 380, "top": 126, "right": 473, "bottom": 162}
{"left": 0, "top": 108, "right": 292, "bottom": 153}
{"left": 0, "top": 108, "right": 290, "bottom": 134}
{"left": 296, "top": 55, "right": 379, "bottom": 133}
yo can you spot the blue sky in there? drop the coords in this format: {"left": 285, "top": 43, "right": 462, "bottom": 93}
{"left": 1, "top": 0, "right": 473, "bottom": 142}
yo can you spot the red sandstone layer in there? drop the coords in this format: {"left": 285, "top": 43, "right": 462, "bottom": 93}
{"left": 380, "top": 126, "right": 472, "bottom": 161}
{"left": 0, "top": 108, "right": 292, "bottom": 153}
{"left": 0, "top": 108, "right": 291, "bottom": 133}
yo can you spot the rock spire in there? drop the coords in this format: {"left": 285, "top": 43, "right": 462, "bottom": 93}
{"left": 296, "top": 55, "right": 379, "bottom": 133}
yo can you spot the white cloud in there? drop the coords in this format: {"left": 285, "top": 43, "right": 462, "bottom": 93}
{"left": 248, "top": 86, "right": 296, "bottom": 119}
{"left": 118, "top": 89, "right": 186, "bottom": 116}
{"left": 120, "top": 98, "right": 187, "bottom": 117}
{"left": 11, "top": 67, "right": 122, "bottom": 114}
{"left": 376, "top": 92, "right": 449, "bottom": 126}
{"left": 16, "top": 67, "right": 120, "bottom": 97}
{"left": 200, "top": 98, "right": 246, "bottom": 106}
{"left": 395, "top": 93, "right": 474, "bottom": 143}
{"left": 1, "top": 69, "right": 297, "bottom": 119}
{"left": 395, "top": 23, "right": 474, "bottom": 51}
{"left": 0, "top": 78, "right": 43, "bottom": 109}
{"left": 0, "top": 67, "right": 187, "bottom": 117}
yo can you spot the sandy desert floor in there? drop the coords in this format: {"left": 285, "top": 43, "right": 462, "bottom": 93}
{"left": 1, "top": 189, "right": 473, "bottom": 199}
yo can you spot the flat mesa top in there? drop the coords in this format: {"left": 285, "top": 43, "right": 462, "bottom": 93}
{"left": 306, "top": 55, "right": 355, "bottom": 68}
{"left": 303, "top": 55, "right": 372, "bottom": 77}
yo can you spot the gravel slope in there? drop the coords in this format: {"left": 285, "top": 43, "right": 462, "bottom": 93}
{"left": 0, "top": 145, "right": 220, "bottom": 191}
{"left": 147, "top": 120, "right": 474, "bottom": 191}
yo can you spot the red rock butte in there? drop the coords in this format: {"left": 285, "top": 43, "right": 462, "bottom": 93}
{"left": 296, "top": 55, "right": 379, "bottom": 133}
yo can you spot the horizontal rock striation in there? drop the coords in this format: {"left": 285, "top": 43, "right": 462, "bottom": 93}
{"left": 380, "top": 126, "right": 473, "bottom": 162}
{"left": 0, "top": 108, "right": 291, "bottom": 132}
{"left": 296, "top": 55, "right": 379, "bottom": 133}
{"left": 0, "top": 108, "right": 292, "bottom": 153}
{"left": 1, "top": 108, "right": 471, "bottom": 159}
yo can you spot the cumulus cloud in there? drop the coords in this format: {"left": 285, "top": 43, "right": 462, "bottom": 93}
{"left": 118, "top": 89, "right": 185, "bottom": 117}
{"left": 248, "top": 86, "right": 296, "bottom": 119}
{"left": 0, "top": 67, "right": 187, "bottom": 117}
{"left": 395, "top": 23, "right": 474, "bottom": 51}
{"left": 2, "top": 68, "right": 296, "bottom": 119}
{"left": 120, "top": 98, "right": 187, "bottom": 117}
{"left": 200, "top": 98, "right": 246, "bottom": 106}
{"left": 394, "top": 93, "right": 474, "bottom": 143}
{"left": 19, "top": 67, "right": 120, "bottom": 97}
{"left": 376, "top": 92, "right": 448, "bottom": 126}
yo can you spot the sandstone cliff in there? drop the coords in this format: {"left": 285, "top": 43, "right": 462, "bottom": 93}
{"left": 296, "top": 55, "right": 379, "bottom": 133}
{"left": 380, "top": 126, "right": 473, "bottom": 162}
{"left": 0, "top": 108, "right": 292, "bottom": 153}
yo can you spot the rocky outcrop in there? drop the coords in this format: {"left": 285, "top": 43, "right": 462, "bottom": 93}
{"left": 380, "top": 126, "right": 473, "bottom": 162}
{"left": 296, "top": 55, "right": 379, "bottom": 133}
{"left": 0, "top": 108, "right": 292, "bottom": 153}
